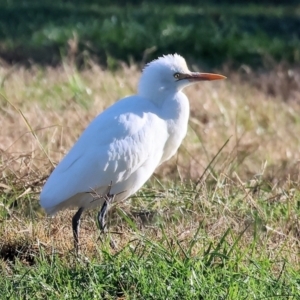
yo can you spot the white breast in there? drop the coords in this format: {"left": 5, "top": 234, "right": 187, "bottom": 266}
{"left": 159, "top": 91, "right": 190, "bottom": 164}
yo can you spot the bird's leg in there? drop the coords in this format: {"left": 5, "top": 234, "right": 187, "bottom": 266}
{"left": 72, "top": 207, "right": 84, "bottom": 252}
{"left": 97, "top": 193, "right": 116, "bottom": 248}
{"left": 98, "top": 199, "right": 108, "bottom": 232}
{"left": 97, "top": 181, "right": 113, "bottom": 232}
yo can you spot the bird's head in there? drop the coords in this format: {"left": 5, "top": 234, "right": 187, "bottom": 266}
{"left": 138, "top": 54, "right": 226, "bottom": 104}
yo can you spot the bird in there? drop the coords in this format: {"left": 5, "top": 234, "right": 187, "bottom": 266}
{"left": 40, "top": 54, "right": 226, "bottom": 250}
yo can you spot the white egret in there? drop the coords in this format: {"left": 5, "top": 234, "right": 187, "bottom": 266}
{"left": 40, "top": 54, "right": 226, "bottom": 249}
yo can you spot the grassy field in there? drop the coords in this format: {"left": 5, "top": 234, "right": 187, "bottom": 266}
{"left": 0, "top": 1, "right": 300, "bottom": 68}
{"left": 0, "top": 59, "right": 299, "bottom": 298}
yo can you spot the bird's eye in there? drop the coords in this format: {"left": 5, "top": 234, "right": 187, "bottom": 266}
{"left": 173, "top": 73, "right": 180, "bottom": 80}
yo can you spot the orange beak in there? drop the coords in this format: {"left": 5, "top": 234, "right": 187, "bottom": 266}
{"left": 184, "top": 72, "right": 226, "bottom": 81}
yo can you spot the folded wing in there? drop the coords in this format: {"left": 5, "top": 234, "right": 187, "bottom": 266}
{"left": 40, "top": 96, "right": 169, "bottom": 209}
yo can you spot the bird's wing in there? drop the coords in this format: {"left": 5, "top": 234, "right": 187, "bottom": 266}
{"left": 40, "top": 96, "right": 169, "bottom": 208}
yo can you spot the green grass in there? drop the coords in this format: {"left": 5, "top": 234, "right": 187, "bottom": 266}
{"left": 1, "top": 186, "right": 300, "bottom": 299}
{"left": 1, "top": 243, "right": 299, "bottom": 299}
{"left": 0, "top": 1, "right": 299, "bottom": 67}
{"left": 1, "top": 178, "right": 300, "bottom": 299}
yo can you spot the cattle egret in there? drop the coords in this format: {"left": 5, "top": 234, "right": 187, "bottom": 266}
{"left": 40, "top": 54, "right": 226, "bottom": 250}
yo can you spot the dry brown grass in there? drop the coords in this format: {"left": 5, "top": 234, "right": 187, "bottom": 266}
{"left": 0, "top": 61, "right": 300, "bottom": 263}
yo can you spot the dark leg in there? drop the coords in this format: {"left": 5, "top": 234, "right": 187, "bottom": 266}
{"left": 72, "top": 207, "right": 84, "bottom": 252}
{"left": 97, "top": 194, "right": 116, "bottom": 248}
{"left": 98, "top": 200, "right": 109, "bottom": 232}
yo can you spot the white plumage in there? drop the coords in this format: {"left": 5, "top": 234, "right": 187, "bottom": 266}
{"left": 40, "top": 54, "right": 225, "bottom": 248}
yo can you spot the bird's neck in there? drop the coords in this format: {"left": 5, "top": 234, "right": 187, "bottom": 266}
{"left": 138, "top": 86, "right": 178, "bottom": 107}
{"left": 162, "top": 91, "right": 190, "bottom": 121}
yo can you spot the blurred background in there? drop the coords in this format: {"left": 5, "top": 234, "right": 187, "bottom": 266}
{"left": 0, "top": 0, "right": 299, "bottom": 70}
